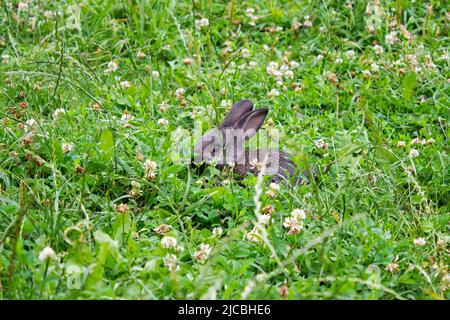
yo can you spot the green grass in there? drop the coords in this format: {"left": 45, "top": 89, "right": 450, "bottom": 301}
{"left": 0, "top": 0, "right": 449, "bottom": 299}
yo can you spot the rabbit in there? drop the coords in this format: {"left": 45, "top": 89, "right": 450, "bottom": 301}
{"left": 193, "top": 99, "right": 312, "bottom": 184}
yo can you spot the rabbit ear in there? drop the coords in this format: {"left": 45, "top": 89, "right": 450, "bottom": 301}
{"left": 219, "top": 100, "right": 254, "bottom": 129}
{"left": 234, "top": 108, "right": 268, "bottom": 137}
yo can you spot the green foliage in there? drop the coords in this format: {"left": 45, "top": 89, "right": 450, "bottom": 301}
{"left": 0, "top": 0, "right": 449, "bottom": 300}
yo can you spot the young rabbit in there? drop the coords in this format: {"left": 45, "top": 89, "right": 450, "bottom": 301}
{"left": 193, "top": 99, "right": 310, "bottom": 184}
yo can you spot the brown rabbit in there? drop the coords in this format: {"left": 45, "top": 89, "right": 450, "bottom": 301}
{"left": 193, "top": 99, "right": 310, "bottom": 184}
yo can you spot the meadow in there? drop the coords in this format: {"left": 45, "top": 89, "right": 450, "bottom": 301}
{"left": 0, "top": 0, "right": 449, "bottom": 299}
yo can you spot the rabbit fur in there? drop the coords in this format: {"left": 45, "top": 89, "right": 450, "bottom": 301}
{"left": 193, "top": 100, "right": 310, "bottom": 184}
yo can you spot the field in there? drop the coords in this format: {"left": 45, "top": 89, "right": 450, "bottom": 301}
{"left": 0, "top": 0, "right": 449, "bottom": 299}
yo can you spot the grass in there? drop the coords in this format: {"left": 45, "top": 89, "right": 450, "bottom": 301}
{"left": 0, "top": 0, "right": 449, "bottom": 299}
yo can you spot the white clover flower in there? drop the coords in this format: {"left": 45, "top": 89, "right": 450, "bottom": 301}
{"left": 62, "top": 143, "right": 74, "bottom": 153}
{"left": 406, "top": 54, "right": 419, "bottom": 69}
{"left": 315, "top": 139, "right": 329, "bottom": 149}
{"left": 161, "top": 236, "right": 177, "bottom": 248}
{"left": 267, "top": 88, "right": 280, "bottom": 98}
{"left": 260, "top": 214, "right": 271, "bottom": 225}
{"left": 222, "top": 179, "right": 230, "bottom": 186}
{"left": 163, "top": 254, "right": 179, "bottom": 272}
{"left": 262, "top": 44, "right": 270, "bottom": 51}
{"left": 397, "top": 141, "right": 406, "bottom": 148}
{"left": 346, "top": 50, "right": 356, "bottom": 60}
{"left": 373, "top": 44, "right": 384, "bottom": 55}
{"left": 385, "top": 262, "right": 399, "bottom": 273}
{"left": 249, "top": 157, "right": 264, "bottom": 171}
{"left": 288, "top": 223, "right": 303, "bottom": 235}
{"left": 28, "top": 16, "right": 37, "bottom": 28}
{"left": 17, "top": 2, "right": 28, "bottom": 11}
{"left": 144, "top": 159, "right": 157, "bottom": 180}
{"left": 283, "top": 216, "right": 298, "bottom": 228}
{"left": 1, "top": 55, "right": 10, "bottom": 64}
{"left": 220, "top": 99, "right": 232, "bottom": 108}
{"left": 246, "top": 226, "right": 261, "bottom": 242}
{"left": 409, "top": 149, "right": 419, "bottom": 158}
{"left": 240, "top": 48, "right": 251, "bottom": 58}
{"left": 195, "top": 18, "right": 209, "bottom": 29}
{"left": 266, "top": 61, "right": 281, "bottom": 78}
{"left": 246, "top": 8, "right": 255, "bottom": 15}
{"left": 303, "top": 16, "right": 312, "bottom": 28}
{"left": 362, "top": 70, "right": 372, "bottom": 78}
{"left": 284, "top": 70, "right": 294, "bottom": 78}
{"left": 136, "top": 51, "right": 146, "bottom": 59}
{"left": 247, "top": 13, "right": 258, "bottom": 26}
{"left": 44, "top": 10, "right": 55, "bottom": 20}
{"left": 200, "top": 243, "right": 211, "bottom": 254}
{"left": 194, "top": 243, "right": 212, "bottom": 261}
{"left": 151, "top": 70, "right": 160, "bottom": 78}
{"left": 120, "top": 80, "right": 131, "bottom": 89}
{"left": 424, "top": 56, "right": 437, "bottom": 70}
{"left": 25, "top": 119, "right": 37, "bottom": 129}
{"left": 52, "top": 108, "right": 66, "bottom": 119}
{"left": 269, "top": 182, "right": 280, "bottom": 192}
{"left": 144, "top": 160, "right": 157, "bottom": 171}
{"left": 174, "top": 88, "right": 185, "bottom": 100}
{"left": 121, "top": 112, "right": 133, "bottom": 122}
{"left": 129, "top": 181, "right": 143, "bottom": 198}
{"left": 267, "top": 61, "right": 278, "bottom": 68}
{"left": 413, "top": 237, "right": 426, "bottom": 246}
{"left": 280, "top": 64, "right": 290, "bottom": 73}
{"left": 335, "top": 58, "right": 343, "bottom": 64}
{"left": 370, "top": 63, "right": 379, "bottom": 73}
{"left": 255, "top": 273, "right": 266, "bottom": 282}
{"left": 292, "top": 17, "right": 301, "bottom": 30}
{"left": 265, "top": 190, "right": 276, "bottom": 198}
{"left": 385, "top": 31, "right": 398, "bottom": 45}
{"left": 248, "top": 61, "right": 257, "bottom": 69}
{"left": 38, "top": 246, "right": 56, "bottom": 262}
{"left": 105, "top": 60, "right": 119, "bottom": 74}
{"left": 439, "top": 51, "right": 449, "bottom": 61}
{"left": 283, "top": 214, "right": 304, "bottom": 235}
{"left": 291, "top": 208, "right": 306, "bottom": 220}
{"left": 212, "top": 227, "right": 223, "bottom": 237}
{"left": 289, "top": 60, "right": 300, "bottom": 68}
{"left": 303, "top": 20, "right": 312, "bottom": 28}
{"left": 426, "top": 138, "right": 435, "bottom": 145}
{"left": 410, "top": 137, "right": 421, "bottom": 145}
{"left": 157, "top": 118, "right": 169, "bottom": 126}
{"left": 441, "top": 273, "right": 450, "bottom": 290}
{"left": 158, "top": 103, "right": 168, "bottom": 112}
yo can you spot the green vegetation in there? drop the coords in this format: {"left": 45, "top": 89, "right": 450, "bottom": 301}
{"left": 0, "top": 0, "right": 449, "bottom": 299}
